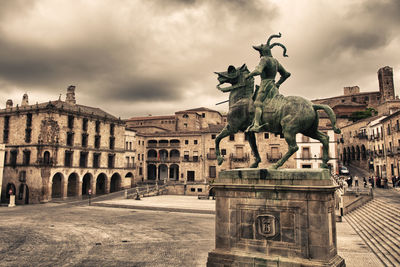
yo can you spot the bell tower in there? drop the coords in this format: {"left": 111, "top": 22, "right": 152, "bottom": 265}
{"left": 378, "top": 66, "right": 395, "bottom": 102}
{"left": 66, "top": 85, "right": 76, "bottom": 105}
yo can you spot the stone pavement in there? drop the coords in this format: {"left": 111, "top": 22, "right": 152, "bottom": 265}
{"left": 0, "top": 195, "right": 383, "bottom": 267}
{"left": 95, "top": 195, "right": 382, "bottom": 267}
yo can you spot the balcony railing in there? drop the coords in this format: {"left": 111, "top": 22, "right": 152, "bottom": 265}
{"left": 356, "top": 133, "right": 368, "bottom": 139}
{"left": 267, "top": 153, "right": 282, "bottom": 163}
{"left": 207, "top": 153, "right": 217, "bottom": 160}
{"left": 146, "top": 156, "right": 181, "bottom": 163}
{"left": 146, "top": 143, "right": 181, "bottom": 148}
{"left": 229, "top": 153, "right": 249, "bottom": 162}
{"left": 125, "top": 163, "right": 137, "bottom": 168}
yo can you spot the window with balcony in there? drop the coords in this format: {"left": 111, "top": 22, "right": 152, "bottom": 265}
{"left": 25, "top": 128, "right": 32, "bottom": 143}
{"left": 10, "top": 150, "right": 17, "bottom": 167}
{"left": 110, "top": 123, "right": 115, "bottom": 135}
{"left": 193, "top": 151, "right": 199, "bottom": 162}
{"left": 302, "top": 147, "right": 311, "bottom": 159}
{"left": 93, "top": 153, "right": 100, "bottom": 168}
{"left": 94, "top": 135, "right": 101, "bottom": 149}
{"left": 108, "top": 154, "right": 115, "bottom": 168}
{"left": 184, "top": 151, "right": 189, "bottom": 161}
{"left": 68, "top": 115, "right": 74, "bottom": 129}
{"left": 23, "top": 150, "right": 31, "bottom": 165}
{"left": 109, "top": 137, "right": 115, "bottom": 150}
{"left": 82, "top": 118, "right": 88, "bottom": 132}
{"left": 64, "top": 151, "right": 73, "bottom": 167}
{"left": 187, "top": 171, "right": 195, "bottom": 182}
{"left": 67, "top": 132, "right": 74, "bottom": 146}
{"left": 3, "top": 116, "right": 10, "bottom": 143}
{"left": 81, "top": 133, "right": 88, "bottom": 147}
{"left": 26, "top": 113, "right": 32, "bottom": 127}
{"left": 209, "top": 166, "right": 216, "bottom": 178}
{"left": 95, "top": 120, "right": 101, "bottom": 133}
{"left": 79, "top": 152, "right": 88, "bottom": 167}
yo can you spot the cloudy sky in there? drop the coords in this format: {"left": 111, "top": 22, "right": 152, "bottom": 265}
{"left": 1, "top": 0, "right": 400, "bottom": 119}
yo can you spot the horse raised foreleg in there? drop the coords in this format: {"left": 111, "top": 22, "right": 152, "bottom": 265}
{"left": 215, "top": 125, "right": 233, "bottom": 165}
{"left": 272, "top": 131, "right": 298, "bottom": 169}
{"left": 245, "top": 131, "right": 261, "bottom": 168}
{"left": 308, "top": 130, "right": 330, "bottom": 168}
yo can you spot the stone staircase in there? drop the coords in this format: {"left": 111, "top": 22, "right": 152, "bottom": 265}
{"left": 345, "top": 198, "right": 400, "bottom": 267}
{"left": 126, "top": 184, "right": 168, "bottom": 199}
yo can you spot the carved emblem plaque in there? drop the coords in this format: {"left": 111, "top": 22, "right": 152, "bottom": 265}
{"left": 256, "top": 214, "right": 277, "bottom": 238}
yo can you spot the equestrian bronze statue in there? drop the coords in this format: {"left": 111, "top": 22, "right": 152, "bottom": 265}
{"left": 215, "top": 33, "right": 341, "bottom": 169}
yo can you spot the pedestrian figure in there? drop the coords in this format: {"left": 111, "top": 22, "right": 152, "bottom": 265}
{"left": 363, "top": 177, "right": 367, "bottom": 188}
{"left": 369, "top": 176, "right": 375, "bottom": 188}
{"left": 354, "top": 175, "right": 359, "bottom": 187}
{"left": 349, "top": 175, "right": 353, "bottom": 187}
{"left": 384, "top": 177, "right": 388, "bottom": 189}
{"left": 392, "top": 176, "right": 396, "bottom": 188}
{"left": 376, "top": 177, "right": 381, "bottom": 188}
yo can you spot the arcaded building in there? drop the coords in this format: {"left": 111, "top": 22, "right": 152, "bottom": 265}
{"left": 126, "top": 107, "right": 341, "bottom": 195}
{"left": 0, "top": 86, "right": 134, "bottom": 204}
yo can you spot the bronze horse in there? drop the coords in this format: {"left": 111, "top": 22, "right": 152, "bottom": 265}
{"left": 215, "top": 64, "right": 341, "bottom": 169}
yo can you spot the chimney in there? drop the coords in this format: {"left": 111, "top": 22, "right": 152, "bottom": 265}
{"left": 66, "top": 85, "right": 76, "bottom": 105}
{"left": 6, "top": 99, "right": 13, "bottom": 109}
{"left": 21, "top": 93, "right": 29, "bottom": 106}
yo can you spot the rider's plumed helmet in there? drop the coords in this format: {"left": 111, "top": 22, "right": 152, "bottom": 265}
{"left": 253, "top": 32, "right": 288, "bottom": 58}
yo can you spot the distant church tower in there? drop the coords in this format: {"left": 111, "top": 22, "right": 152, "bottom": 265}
{"left": 378, "top": 66, "right": 395, "bottom": 102}
{"left": 66, "top": 85, "right": 76, "bottom": 105}
{"left": 21, "top": 93, "right": 29, "bottom": 106}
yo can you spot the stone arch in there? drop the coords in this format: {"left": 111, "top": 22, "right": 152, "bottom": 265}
{"left": 159, "top": 139, "right": 168, "bottom": 147}
{"left": 158, "top": 164, "right": 168, "bottom": 180}
{"left": 5, "top": 183, "right": 16, "bottom": 200}
{"left": 110, "top": 173, "right": 121, "bottom": 193}
{"left": 170, "top": 149, "right": 180, "bottom": 159}
{"left": 67, "top": 173, "right": 79, "bottom": 197}
{"left": 169, "top": 164, "right": 179, "bottom": 180}
{"left": 159, "top": 149, "right": 168, "bottom": 161}
{"left": 82, "top": 173, "right": 92, "bottom": 196}
{"left": 346, "top": 147, "right": 351, "bottom": 163}
{"left": 52, "top": 172, "right": 64, "bottom": 198}
{"left": 356, "top": 145, "right": 360, "bottom": 160}
{"left": 148, "top": 149, "right": 157, "bottom": 159}
{"left": 147, "top": 164, "right": 157, "bottom": 180}
{"left": 361, "top": 145, "right": 367, "bottom": 160}
{"left": 148, "top": 140, "right": 157, "bottom": 147}
{"left": 342, "top": 148, "right": 347, "bottom": 163}
{"left": 125, "top": 172, "right": 133, "bottom": 178}
{"left": 351, "top": 146, "right": 355, "bottom": 160}
{"left": 18, "top": 184, "right": 29, "bottom": 204}
{"left": 170, "top": 139, "right": 180, "bottom": 147}
{"left": 43, "top": 151, "right": 51, "bottom": 165}
{"left": 96, "top": 173, "right": 107, "bottom": 195}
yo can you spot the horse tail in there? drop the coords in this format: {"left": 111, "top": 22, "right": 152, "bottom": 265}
{"left": 313, "top": 104, "right": 341, "bottom": 134}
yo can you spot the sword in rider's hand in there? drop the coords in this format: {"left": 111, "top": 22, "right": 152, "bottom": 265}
{"left": 215, "top": 100, "right": 229, "bottom": 105}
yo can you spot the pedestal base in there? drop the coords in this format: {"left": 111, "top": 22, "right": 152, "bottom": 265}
{"left": 207, "top": 249, "right": 345, "bottom": 267}
{"left": 207, "top": 168, "right": 345, "bottom": 267}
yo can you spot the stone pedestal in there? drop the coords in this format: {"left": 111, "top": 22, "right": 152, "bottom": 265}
{"left": 8, "top": 195, "right": 16, "bottom": 207}
{"left": 207, "top": 168, "right": 345, "bottom": 267}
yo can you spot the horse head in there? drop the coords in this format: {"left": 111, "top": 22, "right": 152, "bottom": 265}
{"left": 214, "top": 64, "right": 249, "bottom": 92}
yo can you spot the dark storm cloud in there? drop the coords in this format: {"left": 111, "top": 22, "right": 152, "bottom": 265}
{"left": 100, "top": 77, "right": 182, "bottom": 102}
{"left": 0, "top": 0, "right": 399, "bottom": 117}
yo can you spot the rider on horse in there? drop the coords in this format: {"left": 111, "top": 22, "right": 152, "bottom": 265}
{"left": 245, "top": 33, "right": 291, "bottom": 133}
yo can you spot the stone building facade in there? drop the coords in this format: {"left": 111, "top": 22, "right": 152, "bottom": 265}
{"left": 313, "top": 66, "right": 399, "bottom": 118}
{"left": 126, "top": 107, "right": 340, "bottom": 195}
{"left": 0, "top": 86, "right": 133, "bottom": 204}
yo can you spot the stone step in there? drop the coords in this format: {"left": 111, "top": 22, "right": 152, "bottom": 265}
{"left": 351, "top": 208, "right": 400, "bottom": 252}
{"left": 361, "top": 202, "right": 400, "bottom": 229}
{"left": 373, "top": 199, "right": 400, "bottom": 216}
{"left": 348, "top": 210, "right": 400, "bottom": 260}
{"left": 346, "top": 214, "right": 394, "bottom": 267}
{"left": 353, "top": 208, "right": 400, "bottom": 244}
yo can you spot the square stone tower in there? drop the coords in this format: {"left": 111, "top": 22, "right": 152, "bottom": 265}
{"left": 378, "top": 66, "right": 395, "bottom": 102}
